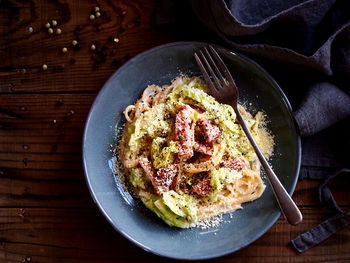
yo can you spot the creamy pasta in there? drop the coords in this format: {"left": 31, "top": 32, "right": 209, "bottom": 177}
{"left": 118, "top": 76, "right": 273, "bottom": 228}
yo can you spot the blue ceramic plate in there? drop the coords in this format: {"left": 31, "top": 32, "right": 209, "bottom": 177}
{"left": 83, "top": 42, "right": 301, "bottom": 260}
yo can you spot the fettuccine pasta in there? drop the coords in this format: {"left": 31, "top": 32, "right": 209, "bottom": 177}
{"left": 118, "top": 76, "right": 274, "bottom": 228}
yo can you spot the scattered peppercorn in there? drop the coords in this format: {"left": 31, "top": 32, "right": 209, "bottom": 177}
{"left": 48, "top": 28, "right": 54, "bottom": 34}
{"left": 96, "top": 12, "right": 101, "bottom": 17}
{"left": 56, "top": 28, "right": 62, "bottom": 34}
{"left": 90, "top": 14, "right": 95, "bottom": 20}
{"left": 72, "top": 40, "right": 78, "bottom": 46}
{"left": 62, "top": 47, "right": 68, "bottom": 53}
{"left": 95, "top": 6, "right": 100, "bottom": 12}
{"left": 66, "top": 110, "right": 75, "bottom": 118}
{"left": 52, "top": 20, "right": 57, "bottom": 26}
{"left": 45, "top": 22, "right": 51, "bottom": 28}
{"left": 122, "top": 10, "right": 126, "bottom": 15}
{"left": 91, "top": 44, "right": 96, "bottom": 50}
{"left": 42, "top": 64, "right": 48, "bottom": 70}
{"left": 113, "top": 38, "right": 119, "bottom": 43}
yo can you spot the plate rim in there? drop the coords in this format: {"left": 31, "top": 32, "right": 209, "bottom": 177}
{"left": 82, "top": 41, "right": 302, "bottom": 260}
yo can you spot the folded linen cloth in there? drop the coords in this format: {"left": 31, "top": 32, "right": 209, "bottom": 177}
{"left": 190, "top": 0, "right": 350, "bottom": 252}
{"left": 294, "top": 82, "right": 350, "bottom": 137}
{"left": 156, "top": 0, "right": 350, "bottom": 252}
{"left": 291, "top": 168, "right": 350, "bottom": 252}
{"left": 191, "top": 0, "right": 350, "bottom": 85}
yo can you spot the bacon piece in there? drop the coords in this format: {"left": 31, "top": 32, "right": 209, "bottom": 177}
{"left": 139, "top": 158, "right": 178, "bottom": 196}
{"left": 193, "top": 142, "right": 214, "bottom": 156}
{"left": 139, "top": 158, "right": 155, "bottom": 179}
{"left": 175, "top": 106, "right": 194, "bottom": 161}
{"left": 193, "top": 178, "right": 211, "bottom": 197}
{"left": 155, "top": 164, "right": 178, "bottom": 195}
{"left": 224, "top": 157, "right": 247, "bottom": 171}
{"left": 196, "top": 119, "right": 220, "bottom": 143}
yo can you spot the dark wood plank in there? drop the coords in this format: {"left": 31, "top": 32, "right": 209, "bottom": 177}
{"left": 0, "top": 0, "right": 177, "bottom": 93}
{"left": 0, "top": 0, "right": 213, "bottom": 94}
{"left": 1, "top": 0, "right": 349, "bottom": 261}
{"left": 0, "top": 207, "right": 348, "bottom": 263}
{"left": 0, "top": 94, "right": 94, "bottom": 169}
{"left": 0, "top": 94, "right": 349, "bottom": 208}
{"left": 0, "top": 94, "right": 94, "bottom": 207}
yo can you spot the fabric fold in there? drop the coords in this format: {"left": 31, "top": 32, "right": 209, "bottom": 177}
{"left": 191, "top": 0, "right": 350, "bottom": 80}
{"left": 291, "top": 169, "right": 350, "bottom": 252}
{"left": 293, "top": 82, "right": 350, "bottom": 137}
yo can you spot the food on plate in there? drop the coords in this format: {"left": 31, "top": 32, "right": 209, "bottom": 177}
{"left": 118, "top": 76, "right": 274, "bottom": 228}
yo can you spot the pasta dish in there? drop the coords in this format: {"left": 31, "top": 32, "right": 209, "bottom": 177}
{"left": 119, "top": 76, "right": 273, "bottom": 228}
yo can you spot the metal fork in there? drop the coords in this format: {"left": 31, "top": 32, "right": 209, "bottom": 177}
{"left": 194, "top": 46, "right": 302, "bottom": 226}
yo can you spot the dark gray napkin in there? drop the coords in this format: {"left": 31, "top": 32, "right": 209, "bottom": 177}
{"left": 156, "top": 0, "right": 350, "bottom": 252}
{"left": 191, "top": 0, "right": 350, "bottom": 88}
{"left": 189, "top": 0, "right": 350, "bottom": 252}
{"left": 291, "top": 168, "right": 350, "bottom": 252}
{"left": 294, "top": 82, "right": 350, "bottom": 137}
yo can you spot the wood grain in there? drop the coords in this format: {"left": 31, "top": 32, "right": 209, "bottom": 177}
{"left": 0, "top": 0, "right": 213, "bottom": 94}
{"left": 0, "top": 93, "right": 349, "bottom": 208}
{"left": 0, "top": 0, "right": 176, "bottom": 93}
{"left": 0, "top": 207, "right": 349, "bottom": 263}
{"left": 0, "top": 0, "right": 349, "bottom": 262}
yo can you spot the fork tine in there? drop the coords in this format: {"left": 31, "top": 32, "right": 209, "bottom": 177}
{"left": 209, "top": 45, "right": 236, "bottom": 85}
{"left": 194, "top": 52, "right": 219, "bottom": 97}
{"left": 203, "top": 47, "right": 226, "bottom": 86}
{"left": 198, "top": 50, "right": 222, "bottom": 91}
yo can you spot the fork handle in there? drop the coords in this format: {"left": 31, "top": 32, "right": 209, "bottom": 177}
{"left": 235, "top": 110, "right": 303, "bottom": 226}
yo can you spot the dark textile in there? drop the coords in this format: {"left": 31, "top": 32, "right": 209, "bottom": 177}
{"left": 189, "top": 0, "right": 350, "bottom": 175}
{"left": 292, "top": 210, "right": 350, "bottom": 252}
{"left": 291, "top": 169, "right": 350, "bottom": 252}
{"left": 156, "top": 0, "right": 350, "bottom": 252}
{"left": 294, "top": 82, "right": 350, "bottom": 137}
{"left": 189, "top": 1, "right": 350, "bottom": 251}
{"left": 190, "top": 0, "right": 350, "bottom": 90}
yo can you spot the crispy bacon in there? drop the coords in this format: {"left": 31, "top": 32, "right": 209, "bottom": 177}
{"left": 139, "top": 158, "right": 155, "bottom": 179}
{"left": 192, "top": 118, "right": 219, "bottom": 156}
{"left": 139, "top": 158, "right": 178, "bottom": 196}
{"left": 175, "top": 106, "right": 194, "bottom": 161}
{"left": 155, "top": 164, "right": 178, "bottom": 195}
{"left": 193, "top": 178, "right": 211, "bottom": 197}
{"left": 194, "top": 142, "right": 214, "bottom": 156}
{"left": 224, "top": 157, "right": 247, "bottom": 171}
{"left": 196, "top": 119, "right": 220, "bottom": 143}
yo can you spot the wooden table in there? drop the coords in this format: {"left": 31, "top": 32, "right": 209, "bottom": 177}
{"left": 0, "top": 1, "right": 349, "bottom": 262}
